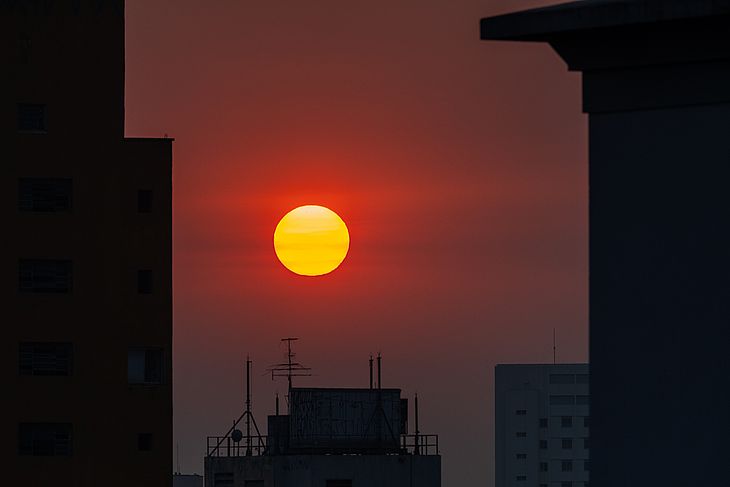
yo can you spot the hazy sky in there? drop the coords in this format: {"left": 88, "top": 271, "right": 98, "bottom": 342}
{"left": 125, "top": 1, "right": 586, "bottom": 485}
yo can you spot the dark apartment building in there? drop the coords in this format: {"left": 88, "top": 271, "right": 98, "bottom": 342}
{"left": 2, "top": 2, "right": 172, "bottom": 486}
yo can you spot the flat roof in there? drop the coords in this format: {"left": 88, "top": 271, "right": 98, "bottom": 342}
{"left": 480, "top": 0, "right": 730, "bottom": 41}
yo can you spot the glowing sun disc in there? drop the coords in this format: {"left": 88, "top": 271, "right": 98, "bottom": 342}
{"left": 274, "top": 205, "right": 350, "bottom": 276}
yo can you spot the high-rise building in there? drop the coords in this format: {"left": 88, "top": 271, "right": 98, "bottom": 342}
{"left": 495, "top": 364, "right": 589, "bottom": 487}
{"left": 481, "top": 2, "right": 730, "bottom": 485}
{"left": 2, "top": 2, "right": 173, "bottom": 486}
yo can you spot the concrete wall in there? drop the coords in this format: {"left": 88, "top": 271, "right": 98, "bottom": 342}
{"left": 205, "top": 454, "right": 440, "bottom": 487}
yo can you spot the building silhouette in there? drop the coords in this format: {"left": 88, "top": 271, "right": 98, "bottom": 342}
{"left": 481, "top": 1, "right": 730, "bottom": 485}
{"left": 205, "top": 358, "right": 440, "bottom": 487}
{"left": 3, "top": 2, "right": 172, "bottom": 486}
{"left": 495, "top": 364, "right": 589, "bottom": 487}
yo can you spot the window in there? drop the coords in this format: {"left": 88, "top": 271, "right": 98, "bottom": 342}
{"left": 19, "top": 343, "right": 72, "bottom": 376}
{"left": 516, "top": 453, "right": 527, "bottom": 459}
{"left": 549, "top": 373, "right": 574, "bottom": 384}
{"left": 18, "top": 103, "right": 47, "bottom": 133}
{"left": 244, "top": 482, "right": 264, "bottom": 487}
{"left": 326, "top": 481, "right": 353, "bottom": 487}
{"left": 584, "top": 460, "right": 590, "bottom": 471}
{"left": 516, "top": 476, "right": 527, "bottom": 481}
{"left": 19, "top": 259, "right": 72, "bottom": 293}
{"left": 138, "top": 190, "right": 153, "bottom": 213}
{"left": 576, "top": 373, "right": 589, "bottom": 384}
{"left": 516, "top": 432, "right": 527, "bottom": 438}
{"left": 18, "top": 423, "right": 72, "bottom": 456}
{"left": 561, "top": 482, "right": 572, "bottom": 487}
{"left": 138, "top": 433, "right": 153, "bottom": 451}
{"left": 576, "top": 395, "right": 589, "bottom": 405}
{"left": 540, "top": 462, "right": 548, "bottom": 472}
{"left": 583, "top": 438, "right": 590, "bottom": 449}
{"left": 213, "top": 473, "right": 234, "bottom": 487}
{"left": 138, "top": 269, "right": 153, "bottom": 294}
{"left": 19, "top": 178, "right": 72, "bottom": 212}
{"left": 540, "top": 484, "right": 548, "bottom": 487}
{"left": 561, "top": 460, "right": 573, "bottom": 472}
{"left": 128, "top": 348, "right": 163, "bottom": 385}
{"left": 550, "top": 395, "right": 575, "bottom": 406}
{"left": 539, "top": 440, "right": 547, "bottom": 449}
{"left": 562, "top": 438, "right": 573, "bottom": 449}
{"left": 539, "top": 418, "right": 548, "bottom": 428}
{"left": 561, "top": 416, "right": 573, "bottom": 428}
{"left": 583, "top": 416, "right": 590, "bottom": 428}
{"left": 516, "top": 409, "right": 527, "bottom": 415}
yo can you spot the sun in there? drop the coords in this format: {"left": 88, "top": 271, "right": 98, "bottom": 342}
{"left": 273, "top": 205, "right": 350, "bottom": 276}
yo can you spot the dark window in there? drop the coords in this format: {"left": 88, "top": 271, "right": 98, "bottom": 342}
{"left": 562, "top": 438, "right": 573, "bottom": 449}
{"left": 550, "top": 395, "right": 575, "bottom": 406}
{"left": 128, "top": 348, "right": 163, "bottom": 385}
{"left": 18, "top": 423, "right": 72, "bottom": 456}
{"left": 138, "top": 269, "right": 153, "bottom": 294}
{"left": 583, "top": 416, "right": 590, "bottom": 428}
{"left": 539, "top": 418, "right": 548, "bottom": 428}
{"left": 244, "top": 482, "right": 264, "bottom": 487}
{"left": 576, "top": 373, "right": 589, "bottom": 384}
{"left": 539, "top": 440, "right": 548, "bottom": 449}
{"left": 213, "top": 473, "right": 234, "bottom": 487}
{"left": 18, "top": 103, "right": 47, "bottom": 132}
{"left": 540, "top": 484, "right": 548, "bottom": 487}
{"left": 138, "top": 433, "right": 153, "bottom": 451}
{"left": 584, "top": 438, "right": 590, "bottom": 449}
{"left": 19, "top": 259, "right": 72, "bottom": 293}
{"left": 561, "top": 416, "right": 573, "bottom": 428}
{"left": 540, "top": 462, "right": 548, "bottom": 472}
{"left": 516, "top": 409, "right": 527, "bottom": 415}
{"left": 326, "top": 481, "right": 353, "bottom": 487}
{"left": 516, "top": 453, "right": 527, "bottom": 459}
{"left": 576, "top": 395, "right": 589, "bottom": 406}
{"left": 561, "top": 460, "right": 573, "bottom": 472}
{"left": 584, "top": 460, "right": 590, "bottom": 471}
{"left": 516, "top": 476, "right": 527, "bottom": 481}
{"left": 19, "top": 178, "right": 72, "bottom": 212}
{"left": 549, "top": 373, "right": 574, "bottom": 384}
{"left": 19, "top": 343, "right": 72, "bottom": 376}
{"left": 138, "top": 190, "right": 153, "bottom": 213}
{"left": 516, "top": 431, "right": 527, "bottom": 438}
{"left": 562, "top": 482, "right": 572, "bottom": 487}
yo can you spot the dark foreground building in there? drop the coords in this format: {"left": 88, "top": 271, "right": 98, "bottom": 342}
{"left": 206, "top": 386, "right": 440, "bottom": 486}
{"left": 2, "top": 2, "right": 172, "bottom": 486}
{"left": 481, "top": 1, "right": 730, "bottom": 486}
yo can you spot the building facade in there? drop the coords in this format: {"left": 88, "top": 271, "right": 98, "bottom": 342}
{"left": 2, "top": 2, "right": 172, "bottom": 486}
{"left": 482, "top": 2, "right": 730, "bottom": 485}
{"left": 495, "top": 364, "right": 589, "bottom": 487}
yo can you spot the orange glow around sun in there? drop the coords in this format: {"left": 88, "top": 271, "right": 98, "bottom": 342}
{"left": 273, "top": 205, "right": 350, "bottom": 276}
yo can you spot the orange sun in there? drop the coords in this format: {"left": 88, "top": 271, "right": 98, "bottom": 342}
{"left": 273, "top": 205, "right": 350, "bottom": 276}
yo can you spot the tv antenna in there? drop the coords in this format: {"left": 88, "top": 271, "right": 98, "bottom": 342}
{"left": 267, "top": 337, "right": 311, "bottom": 412}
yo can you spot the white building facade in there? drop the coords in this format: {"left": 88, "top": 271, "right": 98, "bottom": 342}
{"left": 495, "top": 364, "right": 589, "bottom": 487}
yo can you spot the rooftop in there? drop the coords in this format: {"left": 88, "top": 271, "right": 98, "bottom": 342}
{"left": 480, "top": 0, "right": 730, "bottom": 41}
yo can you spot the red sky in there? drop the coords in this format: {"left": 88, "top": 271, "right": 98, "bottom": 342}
{"left": 125, "top": 1, "right": 586, "bottom": 485}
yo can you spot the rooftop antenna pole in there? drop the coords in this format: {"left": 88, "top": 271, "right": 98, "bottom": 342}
{"left": 275, "top": 392, "right": 280, "bottom": 416}
{"left": 369, "top": 355, "right": 374, "bottom": 389}
{"left": 176, "top": 442, "right": 180, "bottom": 474}
{"left": 246, "top": 356, "right": 252, "bottom": 456}
{"left": 377, "top": 352, "right": 382, "bottom": 389}
{"left": 414, "top": 394, "right": 420, "bottom": 455}
{"left": 267, "top": 338, "right": 311, "bottom": 414}
{"left": 553, "top": 328, "right": 557, "bottom": 364}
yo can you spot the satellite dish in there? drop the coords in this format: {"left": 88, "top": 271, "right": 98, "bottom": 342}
{"left": 231, "top": 429, "right": 243, "bottom": 443}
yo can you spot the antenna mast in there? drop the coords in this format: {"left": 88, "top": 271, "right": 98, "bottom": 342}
{"left": 553, "top": 328, "right": 557, "bottom": 364}
{"left": 268, "top": 337, "right": 311, "bottom": 413}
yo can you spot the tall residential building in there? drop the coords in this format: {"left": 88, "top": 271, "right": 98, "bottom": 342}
{"left": 2, "top": 2, "right": 173, "bottom": 486}
{"left": 495, "top": 364, "right": 589, "bottom": 487}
